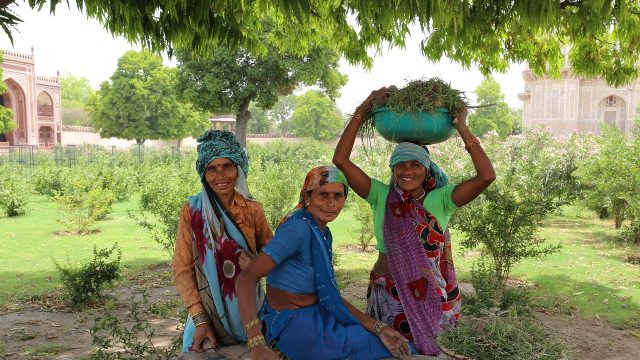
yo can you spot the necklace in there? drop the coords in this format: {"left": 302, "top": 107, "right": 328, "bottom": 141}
{"left": 416, "top": 189, "right": 426, "bottom": 201}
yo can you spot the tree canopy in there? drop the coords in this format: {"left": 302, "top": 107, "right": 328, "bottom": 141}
{"left": 3, "top": 1, "right": 640, "bottom": 86}
{"left": 468, "top": 77, "right": 516, "bottom": 137}
{"left": 86, "top": 50, "right": 209, "bottom": 143}
{"left": 176, "top": 36, "right": 347, "bottom": 146}
{"left": 59, "top": 74, "right": 94, "bottom": 126}
{"left": 0, "top": 52, "right": 15, "bottom": 135}
{"left": 290, "top": 90, "right": 344, "bottom": 140}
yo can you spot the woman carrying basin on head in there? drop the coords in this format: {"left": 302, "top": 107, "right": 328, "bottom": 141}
{"left": 332, "top": 87, "right": 496, "bottom": 355}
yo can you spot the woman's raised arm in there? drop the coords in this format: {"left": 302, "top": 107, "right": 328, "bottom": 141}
{"left": 450, "top": 108, "right": 496, "bottom": 207}
{"left": 333, "top": 87, "right": 394, "bottom": 199}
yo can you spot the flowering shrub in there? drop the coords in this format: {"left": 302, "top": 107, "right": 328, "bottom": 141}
{"left": 449, "top": 127, "right": 589, "bottom": 283}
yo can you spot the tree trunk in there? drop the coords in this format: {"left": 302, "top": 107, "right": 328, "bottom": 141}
{"left": 235, "top": 97, "right": 253, "bottom": 147}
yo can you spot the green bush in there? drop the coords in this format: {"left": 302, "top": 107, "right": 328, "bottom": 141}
{"left": 249, "top": 159, "right": 304, "bottom": 229}
{"left": 54, "top": 244, "right": 122, "bottom": 306}
{"left": 54, "top": 174, "right": 117, "bottom": 233}
{"left": 438, "top": 315, "right": 568, "bottom": 360}
{"left": 31, "top": 161, "right": 68, "bottom": 197}
{"left": 91, "top": 162, "right": 135, "bottom": 202}
{"left": 452, "top": 128, "right": 570, "bottom": 284}
{"left": 90, "top": 291, "right": 183, "bottom": 359}
{"left": 575, "top": 121, "right": 640, "bottom": 242}
{"left": 137, "top": 161, "right": 199, "bottom": 256}
{"left": 0, "top": 165, "right": 30, "bottom": 217}
{"left": 353, "top": 196, "right": 375, "bottom": 251}
{"left": 463, "top": 257, "right": 531, "bottom": 317}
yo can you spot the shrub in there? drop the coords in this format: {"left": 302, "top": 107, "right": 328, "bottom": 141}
{"left": 31, "top": 161, "right": 68, "bottom": 197}
{"left": 0, "top": 165, "right": 30, "bottom": 217}
{"left": 248, "top": 159, "right": 304, "bottom": 229}
{"left": 91, "top": 162, "right": 135, "bottom": 202}
{"left": 137, "top": 161, "right": 199, "bottom": 256}
{"left": 353, "top": 196, "right": 375, "bottom": 251}
{"left": 575, "top": 121, "right": 640, "bottom": 242}
{"left": 452, "top": 128, "right": 568, "bottom": 284}
{"left": 463, "top": 257, "right": 531, "bottom": 317}
{"left": 54, "top": 175, "right": 117, "bottom": 233}
{"left": 90, "top": 291, "right": 183, "bottom": 359}
{"left": 54, "top": 244, "right": 122, "bottom": 306}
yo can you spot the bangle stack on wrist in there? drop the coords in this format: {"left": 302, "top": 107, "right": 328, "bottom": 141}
{"left": 192, "top": 311, "right": 209, "bottom": 327}
{"left": 373, "top": 320, "right": 387, "bottom": 336}
{"left": 464, "top": 136, "right": 480, "bottom": 152}
{"left": 247, "top": 334, "right": 267, "bottom": 351}
{"left": 352, "top": 109, "right": 365, "bottom": 123}
{"left": 244, "top": 318, "right": 260, "bottom": 333}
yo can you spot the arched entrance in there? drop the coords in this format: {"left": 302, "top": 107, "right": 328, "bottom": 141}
{"left": 38, "top": 125, "right": 54, "bottom": 147}
{"left": 2, "top": 78, "right": 28, "bottom": 145}
{"left": 598, "top": 95, "right": 627, "bottom": 133}
{"left": 37, "top": 91, "right": 54, "bottom": 118}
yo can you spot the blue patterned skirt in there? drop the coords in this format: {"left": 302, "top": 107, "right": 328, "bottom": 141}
{"left": 260, "top": 301, "right": 395, "bottom": 360}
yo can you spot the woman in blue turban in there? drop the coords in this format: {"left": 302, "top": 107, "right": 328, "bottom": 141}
{"left": 173, "top": 130, "right": 273, "bottom": 353}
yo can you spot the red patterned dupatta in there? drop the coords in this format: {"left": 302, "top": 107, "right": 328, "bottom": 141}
{"left": 382, "top": 173, "right": 461, "bottom": 355}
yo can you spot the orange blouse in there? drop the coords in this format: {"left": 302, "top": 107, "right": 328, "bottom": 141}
{"left": 172, "top": 192, "right": 273, "bottom": 316}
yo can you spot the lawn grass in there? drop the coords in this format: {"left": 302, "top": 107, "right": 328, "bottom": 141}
{"left": 509, "top": 206, "right": 640, "bottom": 328}
{"left": 331, "top": 204, "right": 640, "bottom": 329}
{"left": 0, "top": 194, "right": 168, "bottom": 307}
{"left": 2, "top": 194, "right": 639, "bottom": 330}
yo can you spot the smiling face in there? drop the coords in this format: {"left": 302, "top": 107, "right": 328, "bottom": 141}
{"left": 305, "top": 182, "right": 347, "bottom": 228}
{"left": 393, "top": 160, "right": 427, "bottom": 197}
{"left": 204, "top": 158, "right": 238, "bottom": 198}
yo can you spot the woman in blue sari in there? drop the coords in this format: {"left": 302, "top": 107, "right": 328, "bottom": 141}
{"left": 173, "top": 130, "right": 273, "bottom": 353}
{"left": 236, "top": 166, "right": 410, "bottom": 360}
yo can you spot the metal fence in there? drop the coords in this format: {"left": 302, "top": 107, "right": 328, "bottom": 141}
{"left": 0, "top": 143, "right": 191, "bottom": 169}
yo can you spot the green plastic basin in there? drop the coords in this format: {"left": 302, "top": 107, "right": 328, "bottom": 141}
{"left": 372, "top": 106, "right": 456, "bottom": 144}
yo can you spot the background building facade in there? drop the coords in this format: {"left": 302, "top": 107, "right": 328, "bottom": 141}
{"left": 519, "top": 53, "right": 640, "bottom": 136}
{"left": 1, "top": 49, "right": 62, "bottom": 147}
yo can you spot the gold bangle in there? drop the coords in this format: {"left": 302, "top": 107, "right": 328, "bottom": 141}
{"left": 194, "top": 320, "right": 208, "bottom": 327}
{"left": 247, "top": 334, "right": 267, "bottom": 351}
{"left": 373, "top": 321, "right": 387, "bottom": 336}
{"left": 352, "top": 110, "right": 364, "bottom": 124}
{"left": 464, "top": 136, "right": 480, "bottom": 152}
{"left": 244, "top": 318, "right": 260, "bottom": 333}
{"left": 193, "top": 313, "right": 209, "bottom": 326}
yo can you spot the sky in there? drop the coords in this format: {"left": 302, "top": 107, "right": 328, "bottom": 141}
{"left": 0, "top": 3, "right": 526, "bottom": 113}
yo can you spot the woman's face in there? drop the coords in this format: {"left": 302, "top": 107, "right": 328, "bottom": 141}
{"left": 204, "top": 157, "right": 238, "bottom": 198}
{"left": 393, "top": 160, "right": 427, "bottom": 194}
{"left": 305, "top": 182, "right": 346, "bottom": 227}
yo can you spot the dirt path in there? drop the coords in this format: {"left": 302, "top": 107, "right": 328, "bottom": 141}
{"left": 1, "top": 264, "right": 639, "bottom": 359}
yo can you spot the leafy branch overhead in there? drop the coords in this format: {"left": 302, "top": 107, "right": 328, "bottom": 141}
{"left": 3, "top": 1, "right": 640, "bottom": 85}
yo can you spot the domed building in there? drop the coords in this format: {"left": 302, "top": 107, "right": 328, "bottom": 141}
{"left": 519, "top": 53, "right": 639, "bottom": 136}
{"left": 1, "top": 49, "right": 61, "bottom": 147}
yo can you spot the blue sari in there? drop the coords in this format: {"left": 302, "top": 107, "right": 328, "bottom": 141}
{"left": 181, "top": 185, "right": 264, "bottom": 352}
{"left": 261, "top": 210, "right": 394, "bottom": 360}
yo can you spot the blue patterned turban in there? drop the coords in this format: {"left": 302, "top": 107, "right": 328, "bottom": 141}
{"left": 196, "top": 130, "right": 249, "bottom": 178}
